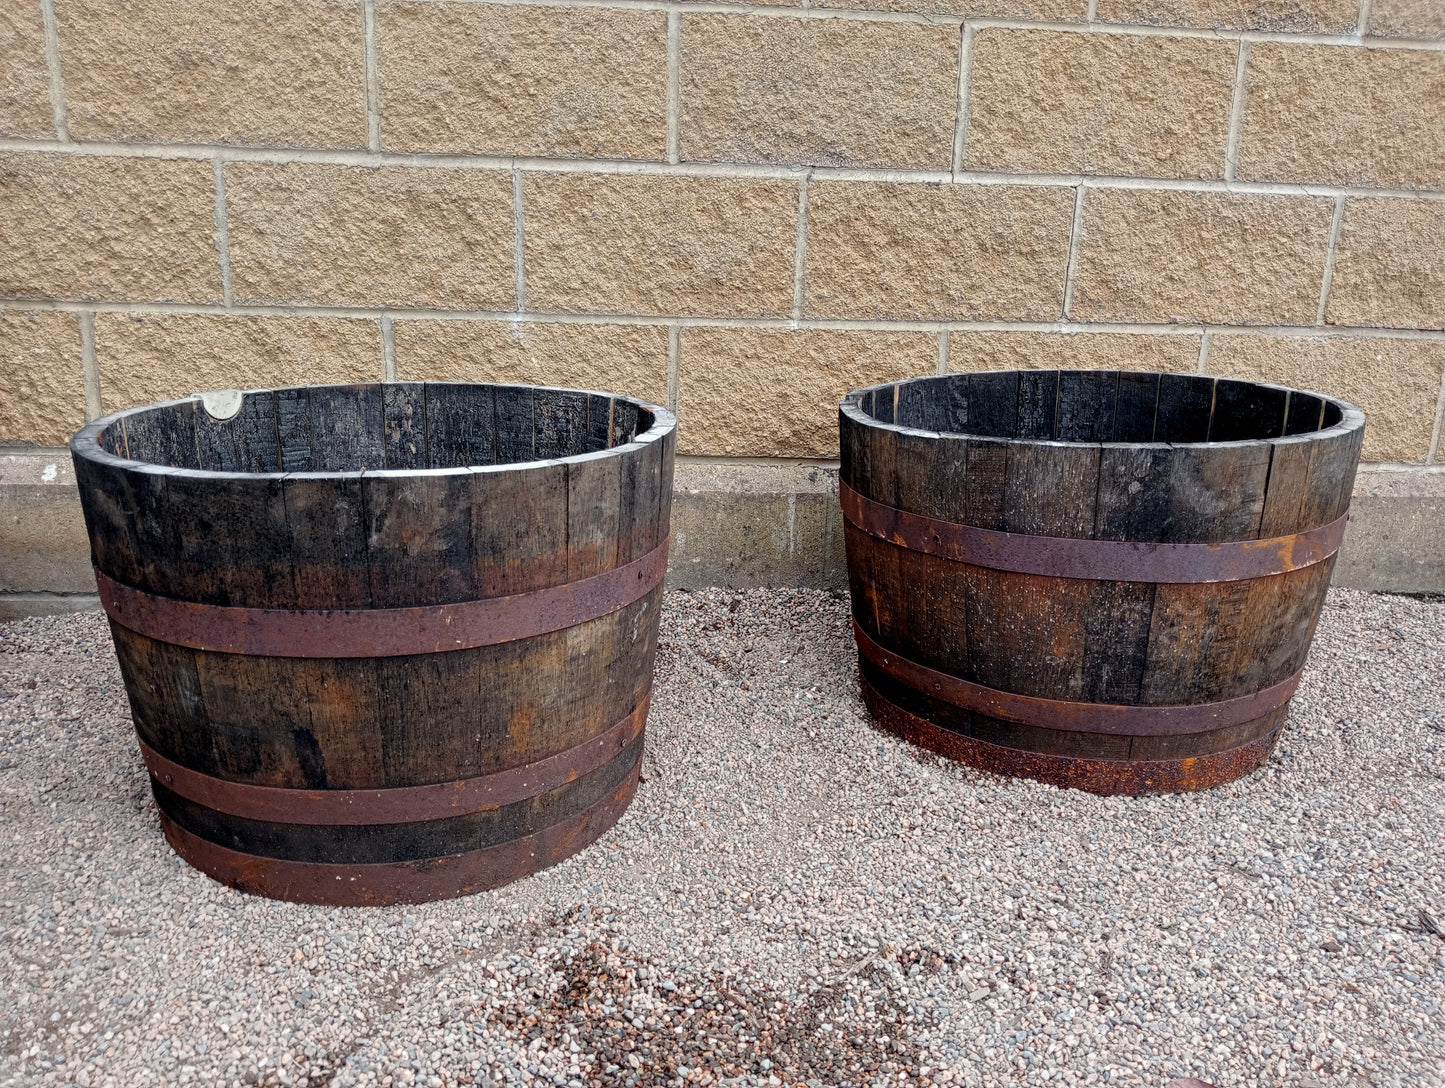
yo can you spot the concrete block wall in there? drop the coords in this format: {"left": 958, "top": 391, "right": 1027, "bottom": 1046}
{"left": 2, "top": 0, "right": 1444, "bottom": 605}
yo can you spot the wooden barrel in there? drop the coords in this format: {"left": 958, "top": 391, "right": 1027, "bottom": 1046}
{"left": 840, "top": 370, "right": 1364, "bottom": 795}
{"left": 71, "top": 382, "right": 675, "bottom": 904}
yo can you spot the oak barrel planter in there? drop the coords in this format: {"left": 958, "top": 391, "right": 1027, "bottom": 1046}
{"left": 71, "top": 381, "right": 676, "bottom": 905}
{"left": 840, "top": 370, "right": 1364, "bottom": 795}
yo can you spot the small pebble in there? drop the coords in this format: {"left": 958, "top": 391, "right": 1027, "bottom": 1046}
{"left": 0, "top": 588, "right": 1442, "bottom": 1087}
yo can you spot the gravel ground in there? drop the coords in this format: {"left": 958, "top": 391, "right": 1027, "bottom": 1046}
{"left": 0, "top": 587, "right": 1443, "bottom": 1088}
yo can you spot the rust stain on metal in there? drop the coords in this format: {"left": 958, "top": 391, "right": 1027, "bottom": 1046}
{"left": 840, "top": 482, "right": 1346, "bottom": 585}
{"left": 139, "top": 697, "right": 649, "bottom": 826}
{"left": 95, "top": 539, "right": 668, "bottom": 658}
{"left": 859, "top": 672, "right": 1281, "bottom": 796}
{"left": 854, "top": 619, "right": 1301, "bottom": 737}
{"left": 158, "top": 762, "right": 641, "bottom": 906}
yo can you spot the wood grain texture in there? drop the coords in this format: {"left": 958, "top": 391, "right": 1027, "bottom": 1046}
{"left": 73, "top": 382, "right": 674, "bottom": 901}
{"left": 840, "top": 369, "right": 1364, "bottom": 793}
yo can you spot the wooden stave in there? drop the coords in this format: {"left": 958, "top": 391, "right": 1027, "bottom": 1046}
{"left": 841, "top": 371, "right": 1364, "bottom": 543}
{"left": 839, "top": 370, "right": 1362, "bottom": 789}
{"left": 72, "top": 383, "right": 674, "bottom": 898}
{"left": 109, "top": 588, "right": 662, "bottom": 791}
{"left": 150, "top": 741, "right": 644, "bottom": 867}
{"left": 72, "top": 383, "right": 675, "bottom": 610}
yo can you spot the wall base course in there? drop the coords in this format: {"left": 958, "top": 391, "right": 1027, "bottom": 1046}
{"left": 3, "top": 453, "right": 1440, "bottom": 606}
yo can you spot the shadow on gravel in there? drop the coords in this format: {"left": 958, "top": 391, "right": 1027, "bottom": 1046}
{"left": 468, "top": 924, "right": 934, "bottom": 1087}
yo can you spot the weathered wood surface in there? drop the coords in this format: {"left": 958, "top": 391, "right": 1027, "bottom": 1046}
{"left": 73, "top": 382, "right": 675, "bottom": 902}
{"left": 841, "top": 370, "right": 1365, "bottom": 794}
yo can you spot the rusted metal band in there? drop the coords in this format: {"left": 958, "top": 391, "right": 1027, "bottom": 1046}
{"left": 840, "top": 482, "right": 1346, "bottom": 584}
{"left": 858, "top": 671, "right": 1282, "bottom": 797}
{"left": 96, "top": 540, "right": 668, "bottom": 658}
{"left": 853, "top": 619, "right": 1302, "bottom": 737}
{"left": 157, "top": 760, "right": 640, "bottom": 906}
{"left": 139, "top": 697, "right": 648, "bottom": 826}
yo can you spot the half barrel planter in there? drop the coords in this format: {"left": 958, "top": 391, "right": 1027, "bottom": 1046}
{"left": 72, "top": 382, "right": 676, "bottom": 904}
{"left": 840, "top": 370, "right": 1364, "bottom": 795}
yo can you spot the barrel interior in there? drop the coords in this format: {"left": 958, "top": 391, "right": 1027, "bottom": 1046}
{"left": 98, "top": 382, "right": 652, "bottom": 472}
{"left": 860, "top": 371, "right": 1344, "bottom": 444}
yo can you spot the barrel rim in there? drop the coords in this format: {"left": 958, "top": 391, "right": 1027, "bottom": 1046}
{"left": 839, "top": 370, "right": 1365, "bottom": 450}
{"left": 69, "top": 381, "right": 677, "bottom": 481}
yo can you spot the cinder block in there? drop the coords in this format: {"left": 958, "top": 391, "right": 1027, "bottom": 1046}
{"left": 668, "top": 461, "right": 845, "bottom": 591}
{"left": 94, "top": 313, "right": 381, "bottom": 411}
{"left": 0, "top": 453, "right": 93, "bottom": 598}
{"left": 1327, "top": 198, "right": 1445, "bottom": 332}
{"left": 1071, "top": 189, "right": 1334, "bottom": 325}
{"left": 379, "top": 3, "right": 667, "bottom": 159}
{"left": 0, "top": 0, "right": 53, "bottom": 137}
{"left": 965, "top": 29, "right": 1236, "bottom": 178}
{"left": 814, "top": 0, "right": 1086, "bottom": 19}
{"left": 57, "top": 0, "right": 366, "bottom": 147}
{"left": 523, "top": 173, "right": 797, "bottom": 317}
{"left": 0, "top": 153, "right": 221, "bottom": 303}
{"left": 225, "top": 163, "right": 515, "bottom": 310}
{"left": 677, "top": 328, "right": 935, "bottom": 457}
{"left": 1368, "top": 0, "right": 1445, "bottom": 38}
{"left": 1094, "top": 0, "right": 1356, "bottom": 32}
{"left": 0, "top": 311, "right": 85, "bottom": 447}
{"left": 679, "top": 15, "right": 958, "bottom": 169}
{"left": 1238, "top": 44, "right": 1445, "bottom": 189}
{"left": 395, "top": 320, "right": 670, "bottom": 406}
{"left": 1208, "top": 334, "right": 1445, "bottom": 462}
{"left": 805, "top": 183, "right": 1074, "bottom": 321}
{"left": 947, "top": 331, "right": 1200, "bottom": 373}
{"left": 1334, "top": 470, "right": 1445, "bottom": 592}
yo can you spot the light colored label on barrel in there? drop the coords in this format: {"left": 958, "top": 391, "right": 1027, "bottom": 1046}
{"left": 200, "top": 389, "right": 244, "bottom": 421}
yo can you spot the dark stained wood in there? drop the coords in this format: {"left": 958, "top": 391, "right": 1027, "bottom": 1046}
{"left": 310, "top": 385, "right": 384, "bottom": 472}
{"left": 587, "top": 394, "right": 614, "bottom": 453}
{"left": 382, "top": 382, "right": 428, "bottom": 470}
{"left": 963, "top": 438, "right": 1009, "bottom": 531}
{"left": 1080, "top": 578, "right": 1156, "bottom": 704}
{"left": 962, "top": 568, "right": 1094, "bottom": 700}
{"left": 1258, "top": 434, "right": 1317, "bottom": 538}
{"left": 611, "top": 399, "right": 642, "bottom": 445}
{"left": 276, "top": 387, "right": 313, "bottom": 472}
{"left": 1158, "top": 442, "right": 1271, "bottom": 543}
{"left": 839, "top": 369, "right": 1365, "bottom": 794}
{"left": 1211, "top": 379, "right": 1288, "bottom": 443}
{"left": 110, "top": 623, "right": 211, "bottom": 770}
{"left": 566, "top": 453, "right": 622, "bottom": 581}
{"left": 123, "top": 399, "right": 200, "bottom": 469}
{"left": 894, "top": 429, "right": 968, "bottom": 523}
{"left": 1056, "top": 370, "right": 1116, "bottom": 442}
{"left": 617, "top": 434, "right": 664, "bottom": 562}
{"left": 472, "top": 460, "right": 569, "bottom": 597}
{"left": 71, "top": 382, "right": 675, "bottom": 903}
{"left": 425, "top": 383, "right": 496, "bottom": 468}
{"left": 1001, "top": 441, "right": 1100, "bottom": 537}
{"left": 73, "top": 455, "right": 146, "bottom": 590}
{"left": 1113, "top": 371, "right": 1161, "bottom": 442}
{"left": 533, "top": 388, "right": 590, "bottom": 460}
{"left": 1015, "top": 370, "right": 1058, "bottom": 440}
{"left": 282, "top": 472, "right": 370, "bottom": 609}
{"left": 966, "top": 371, "right": 1017, "bottom": 439}
{"left": 195, "top": 390, "right": 281, "bottom": 473}
{"left": 1284, "top": 391, "right": 1324, "bottom": 436}
{"left": 1154, "top": 374, "right": 1214, "bottom": 442}
{"left": 366, "top": 469, "right": 477, "bottom": 608}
